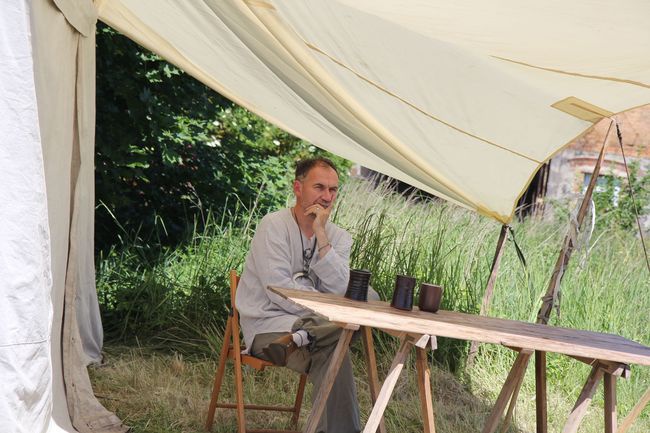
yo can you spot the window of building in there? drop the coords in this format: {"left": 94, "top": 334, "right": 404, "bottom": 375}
{"left": 583, "top": 173, "right": 620, "bottom": 205}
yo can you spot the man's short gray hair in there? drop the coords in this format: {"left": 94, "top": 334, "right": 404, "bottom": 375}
{"left": 295, "top": 157, "right": 338, "bottom": 181}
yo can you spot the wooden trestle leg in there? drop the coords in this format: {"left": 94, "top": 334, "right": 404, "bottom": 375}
{"left": 617, "top": 386, "right": 650, "bottom": 433}
{"left": 561, "top": 364, "right": 604, "bottom": 433}
{"left": 416, "top": 347, "right": 435, "bottom": 433}
{"left": 482, "top": 352, "right": 532, "bottom": 433}
{"left": 604, "top": 373, "right": 617, "bottom": 433}
{"left": 304, "top": 327, "right": 356, "bottom": 433}
{"left": 362, "top": 326, "right": 386, "bottom": 433}
{"left": 363, "top": 336, "right": 412, "bottom": 433}
{"left": 535, "top": 351, "right": 548, "bottom": 433}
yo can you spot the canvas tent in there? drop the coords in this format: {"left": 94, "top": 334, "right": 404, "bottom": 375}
{"left": 1, "top": 0, "right": 649, "bottom": 432}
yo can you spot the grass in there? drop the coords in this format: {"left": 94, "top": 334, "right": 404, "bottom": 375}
{"left": 93, "top": 178, "right": 650, "bottom": 432}
{"left": 90, "top": 344, "right": 499, "bottom": 433}
{"left": 91, "top": 344, "right": 649, "bottom": 433}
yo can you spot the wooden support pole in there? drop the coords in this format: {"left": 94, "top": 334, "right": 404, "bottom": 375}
{"left": 363, "top": 336, "right": 412, "bottom": 433}
{"left": 617, "top": 386, "right": 650, "bottom": 433}
{"left": 535, "top": 351, "right": 548, "bottom": 433}
{"left": 304, "top": 328, "right": 355, "bottom": 433}
{"left": 489, "top": 122, "right": 615, "bottom": 431}
{"left": 416, "top": 347, "right": 436, "bottom": 433}
{"left": 362, "top": 326, "right": 386, "bottom": 433}
{"left": 561, "top": 364, "right": 604, "bottom": 433}
{"left": 538, "top": 121, "right": 612, "bottom": 324}
{"left": 467, "top": 224, "right": 509, "bottom": 368}
{"left": 604, "top": 373, "right": 617, "bottom": 433}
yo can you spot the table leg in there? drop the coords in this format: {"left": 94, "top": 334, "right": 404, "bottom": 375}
{"left": 482, "top": 353, "right": 531, "bottom": 433}
{"left": 604, "top": 373, "right": 617, "bottom": 433}
{"left": 362, "top": 326, "right": 386, "bottom": 433}
{"left": 562, "top": 364, "right": 604, "bottom": 433}
{"left": 363, "top": 336, "right": 412, "bottom": 433}
{"left": 535, "top": 351, "right": 548, "bottom": 433}
{"left": 304, "top": 328, "right": 355, "bottom": 433}
{"left": 617, "top": 387, "right": 650, "bottom": 433}
{"left": 416, "top": 347, "right": 435, "bottom": 433}
{"left": 500, "top": 364, "right": 526, "bottom": 433}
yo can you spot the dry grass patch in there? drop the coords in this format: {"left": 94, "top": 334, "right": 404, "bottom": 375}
{"left": 91, "top": 344, "right": 495, "bottom": 433}
{"left": 91, "top": 345, "right": 649, "bottom": 433}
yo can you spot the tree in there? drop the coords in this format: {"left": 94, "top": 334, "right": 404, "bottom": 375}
{"left": 96, "top": 24, "right": 350, "bottom": 250}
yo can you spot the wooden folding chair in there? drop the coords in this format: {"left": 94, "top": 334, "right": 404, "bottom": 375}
{"left": 205, "top": 270, "right": 308, "bottom": 433}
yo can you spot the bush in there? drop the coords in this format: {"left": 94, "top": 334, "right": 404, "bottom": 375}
{"left": 592, "top": 161, "right": 650, "bottom": 232}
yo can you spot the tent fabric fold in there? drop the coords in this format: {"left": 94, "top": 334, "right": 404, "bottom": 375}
{"left": 29, "top": 0, "right": 124, "bottom": 432}
{"left": 0, "top": 2, "right": 53, "bottom": 431}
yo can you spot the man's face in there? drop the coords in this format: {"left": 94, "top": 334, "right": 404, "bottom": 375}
{"left": 294, "top": 164, "right": 339, "bottom": 211}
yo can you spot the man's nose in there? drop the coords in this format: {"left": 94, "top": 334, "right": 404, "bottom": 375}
{"left": 321, "top": 189, "right": 334, "bottom": 202}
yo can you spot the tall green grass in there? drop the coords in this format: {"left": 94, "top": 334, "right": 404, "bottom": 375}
{"left": 96, "top": 178, "right": 649, "bottom": 426}
{"left": 97, "top": 201, "right": 258, "bottom": 343}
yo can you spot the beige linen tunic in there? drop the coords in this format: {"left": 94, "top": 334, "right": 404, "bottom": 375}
{"left": 236, "top": 208, "right": 352, "bottom": 349}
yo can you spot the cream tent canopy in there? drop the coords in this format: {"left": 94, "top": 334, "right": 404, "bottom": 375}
{"left": 98, "top": 0, "right": 650, "bottom": 223}
{"left": 2, "top": 1, "right": 649, "bottom": 432}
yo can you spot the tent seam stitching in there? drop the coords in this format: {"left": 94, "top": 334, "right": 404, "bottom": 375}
{"left": 492, "top": 56, "right": 650, "bottom": 89}
{"left": 305, "top": 42, "right": 542, "bottom": 165}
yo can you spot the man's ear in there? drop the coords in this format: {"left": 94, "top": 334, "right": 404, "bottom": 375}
{"left": 293, "top": 179, "right": 302, "bottom": 197}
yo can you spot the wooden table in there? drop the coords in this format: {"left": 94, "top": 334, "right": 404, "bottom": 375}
{"left": 269, "top": 287, "right": 650, "bottom": 433}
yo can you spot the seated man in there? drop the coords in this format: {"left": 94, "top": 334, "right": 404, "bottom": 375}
{"left": 236, "top": 157, "right": 376, "bottom": 433}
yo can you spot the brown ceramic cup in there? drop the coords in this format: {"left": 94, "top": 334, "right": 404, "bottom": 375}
{"left": 391, "top": 274, "right": 416, "bottom": 311}
{"left": 418, "top": 283, "right": 443, "bottom": 313}
{"left": 344, "top": 269, "right": 372, "bottom": 301}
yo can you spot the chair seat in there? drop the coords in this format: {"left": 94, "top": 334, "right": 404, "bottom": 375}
{"left": 227, "top": 347, "right": 276, "bottom": 371}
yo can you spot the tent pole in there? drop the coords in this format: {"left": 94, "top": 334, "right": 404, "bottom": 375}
{"left": 482, "top": 119, "right": 614, "bottom": 433}
{"left": 536, "top": 119, "right": 611, "bottom": 324}
{"left": 466, "top": 224, "right": 509, "bottom": 369}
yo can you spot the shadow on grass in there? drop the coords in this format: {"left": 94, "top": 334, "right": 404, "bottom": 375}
{"left": 90, "top": 342, "right": 527, "bottom": 433}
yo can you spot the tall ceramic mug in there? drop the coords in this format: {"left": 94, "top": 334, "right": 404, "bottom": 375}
{"left": 391, "top": 275, "right": 416, "bottom": 311}
{"left": 345, "top": 269, "right": 371, "bottom": 301}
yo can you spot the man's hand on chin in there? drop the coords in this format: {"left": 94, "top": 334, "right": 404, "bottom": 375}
{"left": 304, "top": 203, "right": 331, "bottom": 234}
{"left": 305, "top": 204, "right": 332, "bottom": 256}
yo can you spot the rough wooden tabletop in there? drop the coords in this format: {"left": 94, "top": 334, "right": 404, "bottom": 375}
{"left": 269, "top": 287, "right": 650, "bottom": 366}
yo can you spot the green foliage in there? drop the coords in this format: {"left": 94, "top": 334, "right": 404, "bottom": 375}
{"left": 97, "top": 205, "right": 255, "bottom": 342}
{"left": 97, "top": 177, "right": 650, "bottom": 424}
{"left": 95, "top": 24, "right": 349, "bottom": 251}
{"left": 96, "top": 178, "right": 650, "bottom": 420}
{"left": 592, "top": 162, "right": 650, "bottom": 232}
{"left": 335, "top": 181, "right": 492, "bottom": 371}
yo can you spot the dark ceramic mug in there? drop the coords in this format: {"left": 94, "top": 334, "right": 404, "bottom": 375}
{"left": 344, "top": 269, "right": 372, "bottom": 301}
{"left": 391, "top": 274, "right": 416, "bottom": 311}
{"left": 418, "top": 283, "right": 443, "bottom": 313}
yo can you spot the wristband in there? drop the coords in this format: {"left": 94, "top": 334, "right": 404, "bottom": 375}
{"left": 318, "top": 242, "right": 331, "bottom": 252}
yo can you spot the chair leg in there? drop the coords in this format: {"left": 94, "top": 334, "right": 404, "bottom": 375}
{"left": 232, "top": 323, "right": 247, "bottom": 432}
{"left": 291, "top": 373, "right": 308, "bottom": 429}
{"left": 205, "top": 317, "right": 233, "bottom": 431}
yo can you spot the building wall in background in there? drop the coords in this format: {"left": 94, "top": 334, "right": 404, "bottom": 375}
{"left": 546, "top": 105, "right": 650, "bottom": 201}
